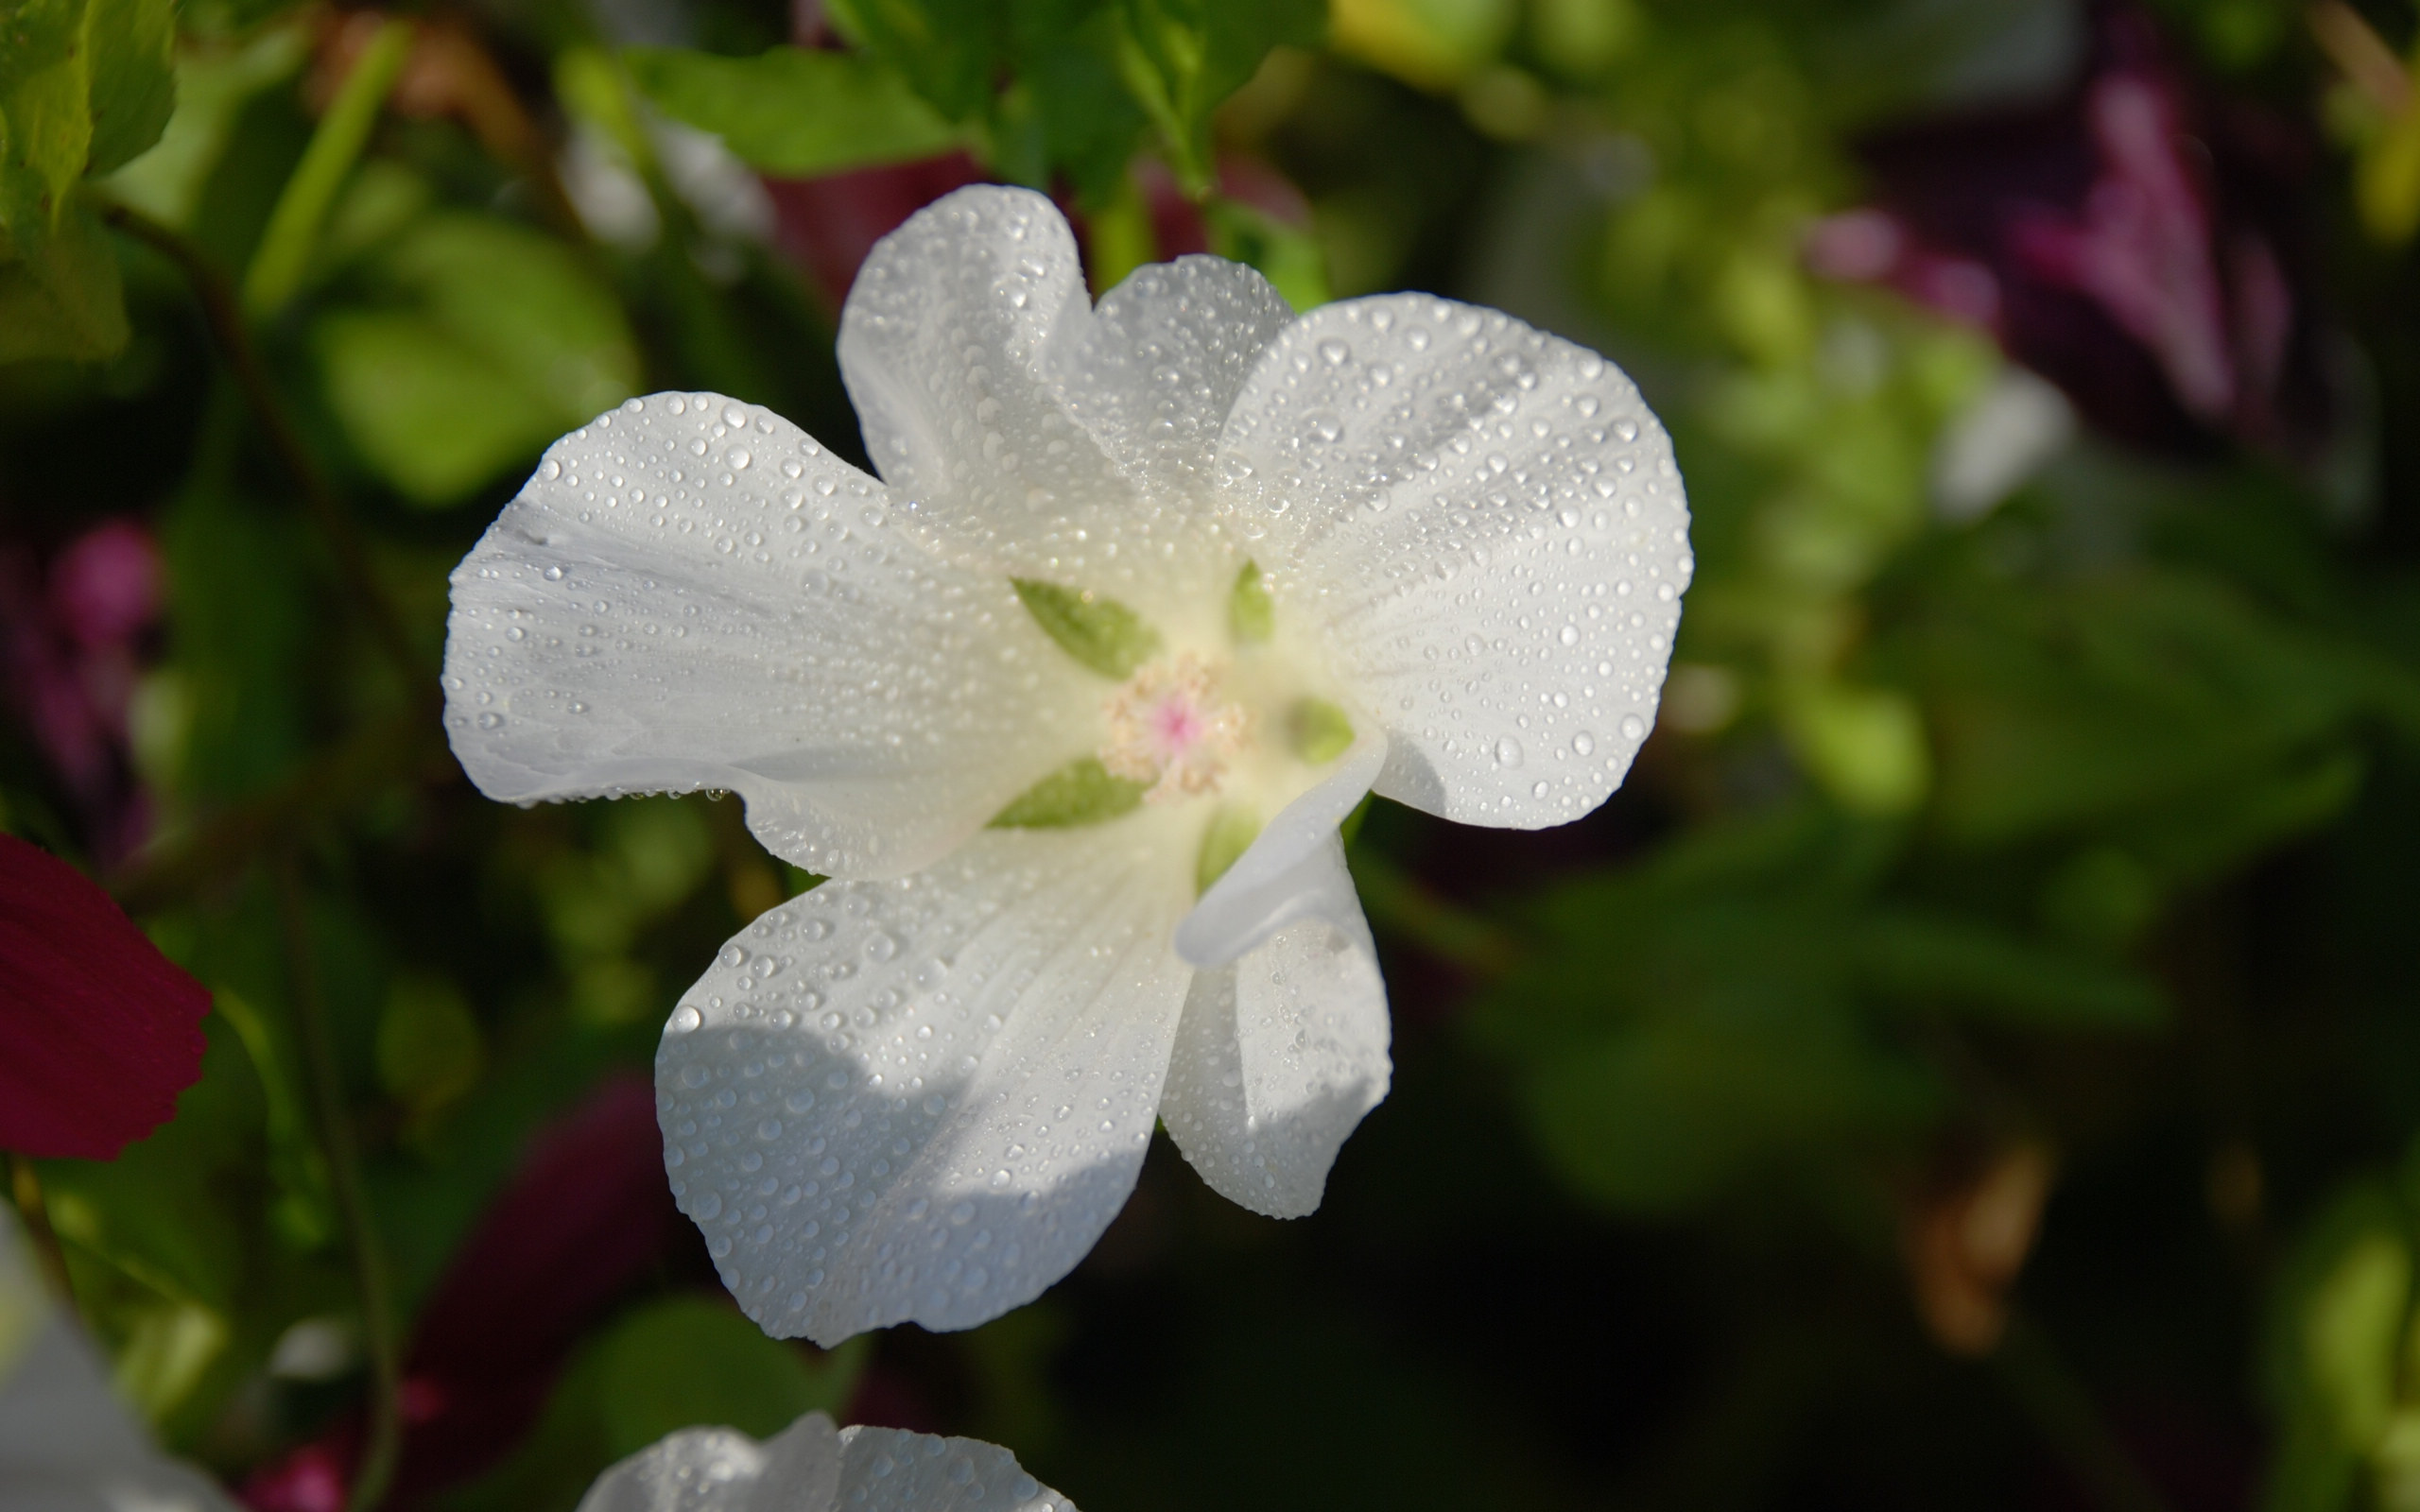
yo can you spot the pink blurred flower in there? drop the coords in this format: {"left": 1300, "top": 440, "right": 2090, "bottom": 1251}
{"left": 0, "top": 519, "right": 166, "bottom": 862}
{"left": 1806, "top": 6, "right": 2332, "bottom": 457}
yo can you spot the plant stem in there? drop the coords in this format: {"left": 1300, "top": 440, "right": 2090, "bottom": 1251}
{"left": 274, "top": 857, "right": 402, "bottom": 1512}
{"left": 243, "top": 17, "right": 413, "bottom": 317}
{"left": 1993, "top": 1313, "right": 2173, "bottom": 1512}
{"left": 7, "top": 1154, "right": 78, "bottom": 1307}
{"left": 98, "top": 201, "right": 423, "bottom": 688}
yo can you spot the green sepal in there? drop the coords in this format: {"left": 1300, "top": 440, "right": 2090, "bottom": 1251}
{"left": 990, "top": 757, "right": 1149, "bottom": 828}
{"left": 1011, "top": 577, "right": 1163, "bottom": 679}
{"left": 1287, "top": 697, "right": 1355, "bottom": 765}
{"left": 1195, "top": 803, "right": 1260, "bottom": 894}
{"left": 1229, "top": 559, "right": 1274, "bottom": 644}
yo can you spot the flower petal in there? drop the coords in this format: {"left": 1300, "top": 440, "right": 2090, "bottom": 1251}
{"left": 836, "top": 1425, "right": 1076, "bottom": 1511}
{"left": 573, "top": 1414, "right": 841, "bottom": 1512}
{"left": 1161, "top": 842, "right": 1390, "bottom": 1219}
{"left": 443, "top": 392, "right": 1098, "bottom": 878}
{"left": 1051, "top": 255, "right": 1295, "bottom": 502}
{"left": 656, "top": 817, "right": 1196, "bottom": 1346}
{"left": 1173, "top": 731, "right": 1385, "bottom": 968}
{"left": 3, "top": 1216, "right": 240, "bottom": 1512}
{"left": 838, "top": 187, "right": 1138, "bottom": 573}
{"left": 1219, "top": 295, "right": 1691, "bottom": 829}
{"left": 839, "top": 188, "right": 1281, "bottom": 602}
{"left": 0, "top": 833, "right": 210, "bottom": 1160}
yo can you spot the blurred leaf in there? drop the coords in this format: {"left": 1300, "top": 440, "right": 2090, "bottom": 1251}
{"left": 439, "top": 1296, "right": 866, "bottom": 1512}
{"left": 1917, "top": 570, "right": 2377, "bottom": 850}
{"left": 594, "top": 1297, "right": 860, "bottom": 1455}
{"left": 41, "top": 1014, "right": 265, "bottom": 1313}
{"left": 1329, "top": 0, "right": 1517, "bottom": 87}
{"left": 823, "top": 0, "right": 1008, "bottom": 120}
{"left": 1855, "top": 908, "right": 2167, "bottom": 1029}
{"left": 0, "top": 194, "right": 126, "bottom": 359}
{"left": 1111, "top": 0, "right": 1323, "bottom": 187}
{"left": 377, "top": 975, "right": 486, "bottom": 1121}
{"left": 1469, "top": 807, "right": 1943, "bottom": 1211}
{"left": 317, "top": 214, "right": 638, "bottom": 504}
{"left": 103, "top": 25, "right": 304, "bottom": 228}
{"left": 2265, "top": 1179, "right": 2420, "bottom": 1512}
{"left": 0, "top": 0, "right": 95, "bottom": 244}
{"left": 1205, "top": 198, "right": 1327, "bottom": 309}
{"left": 1777, "top": 678, "right": 1931, "bottom": 816}
{"left": 623, "top": 46, "right": 962, "bottom": 177}
{"left": 1519, "top": 1010, "right": 1940, "bottom": 1211}
{"left": 81, "top": 0, "right": 175, "bottom": 175}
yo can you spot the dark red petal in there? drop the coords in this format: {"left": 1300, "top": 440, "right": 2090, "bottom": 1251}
{"left": 0, "top": 833, "right": 211, "bottom": 1159}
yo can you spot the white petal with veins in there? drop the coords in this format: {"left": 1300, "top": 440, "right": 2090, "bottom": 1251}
{"left": 1162, "top": 850, "right": 1390, "bottom": 1218}
{"left": 572, "top": 1412, "right": 1075, "bottom": 1512}
{"left": 444, "top": 393, "right": 1096, "bottom": 878}
{"left": 1052, "top": 254, "right": 1296, "bottom": 504}
{"left": 837, "top": 1426, "right": 1074, "bottom": 1511}
{"left": 656, "top": 816, "right": 1194, "bottom": 1345}
{"left": 1219, "top": 294, "right": 1690, "bottom": 829}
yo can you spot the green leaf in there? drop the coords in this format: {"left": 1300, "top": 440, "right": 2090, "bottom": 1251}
{"left": 317, "top": 213, "right": 638, "bottom": 504}
{"left": 990, "top": 756, "right": 1148, "bottom": 828}
{"left": 822, "top": 0, "right": 1009, "bottom": 120}
{"left": 0, "top": 26, "right": 95, "bottom": 245}
{"left": 1195, "top": 803, "right": 1260, "bottom": 893}
{"left": 1206, "top": 197, "right": 1327, "bottom": 310}
{"left": 1111, "top": 0, "right": 1322, "bottom": 188}
{"left": 1229, "top": 559, "right": 1273, "bottom": 643}
{"left": 81, "top": 0, "right": 175, "bottom": 175}
{"left": 594, "top": 1297, "right": 859, "bottom": 1456}
{"left": 622, "top": 45, "right": 962, "bottom": 177}
{"left": 1517, "top": 1012, "right": 1940, "bottom": 1212}
{"left": 0, "top": 193, "right": 124, "bottom": 359}
{"left": 317, "top": 311, "right": 566, "bottom": 503}
{"left": 1854, "top": 908, "right": 2166, "bottom": 1030}
{"left": 1011, "top": 576, "right": 1164, "bottom": 678}
{"left": 1287, "top": 697, "right": 1356, "bottom": 765}
{"left": 439, "top": 1296, "right": 867, "bottom": 1512}
{"left": 376, "top": 975, "right": 486, "bottom": 1118}
{"left": 1917, "top": 570, "right": 2373, "bottom": 848}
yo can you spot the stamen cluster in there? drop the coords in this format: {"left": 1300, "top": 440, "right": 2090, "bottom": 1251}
{"left": 1099, "top": 652, "right": 1252, "bottom": 803}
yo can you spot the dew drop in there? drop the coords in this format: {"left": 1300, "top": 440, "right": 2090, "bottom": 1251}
{"left": 1495, "top": 737, "right": 1523, "bottom": 768}
{"left": 1620, "top": 714, "right": 1648, "bottom": 740}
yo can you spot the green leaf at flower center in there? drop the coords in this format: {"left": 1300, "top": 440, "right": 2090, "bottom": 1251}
{"left": 1011, "top": 578, "right": 1164, "bottom": 679}
{"left": 990, "top": 757, "right": 1149, "bottom": 828}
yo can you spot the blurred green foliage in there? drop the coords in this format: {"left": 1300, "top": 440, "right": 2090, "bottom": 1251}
{"left": 6, "top": 0, "right": 2420, "bottom": 1508}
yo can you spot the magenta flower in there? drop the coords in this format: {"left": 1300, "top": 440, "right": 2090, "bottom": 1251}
{"left": 0, "top": 833, "right": 209, "bottom": 1160}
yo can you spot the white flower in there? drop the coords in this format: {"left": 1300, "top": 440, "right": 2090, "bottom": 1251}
{"left": 444, "top": 185, "right": 1690, "bottom": 1344}
{"left": 577, "top": 1412, "right": 1072, "bottom": 1512}
{"left": 1, "top": 1214, "right": 238, "bottom": 1512}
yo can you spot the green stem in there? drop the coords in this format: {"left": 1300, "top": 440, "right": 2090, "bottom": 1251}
{"left": 243, "top": 18, "right": 414, "bottom": 317}
{"left": 274, "top": 858, "right": 402, "bottom": 1512}
{"left": 1993, "top": 1313, "right": 2173, "bottom": 1512}
{"left": 99, "top": 202, "right": 423, "bottom": 688}
{"left": 7, "top": 1154, "right": 78, "bottom": 1309}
